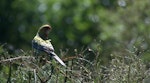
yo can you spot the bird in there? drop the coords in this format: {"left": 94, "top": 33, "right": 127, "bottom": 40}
{"left": 32, "top": 24, "right": 66, "bottom": 67}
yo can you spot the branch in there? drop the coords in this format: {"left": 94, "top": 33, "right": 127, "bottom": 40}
{"left": 62, "top": 56, "right": 78, "bottom": 61}
{"left": 0, "top": 56, "right": 35, "bottom": 63}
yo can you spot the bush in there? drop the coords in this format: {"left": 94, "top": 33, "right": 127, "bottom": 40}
{"left": 0, "top": 45, "right": 150, "bottom": 83}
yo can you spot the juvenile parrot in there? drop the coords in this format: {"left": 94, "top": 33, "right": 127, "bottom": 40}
{"left": 32, "top": 24, "right": 66, "bottom": 67}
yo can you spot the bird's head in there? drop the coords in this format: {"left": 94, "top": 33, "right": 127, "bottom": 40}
{"left": 37, "top": 24, "right": 52, "bottom": 40}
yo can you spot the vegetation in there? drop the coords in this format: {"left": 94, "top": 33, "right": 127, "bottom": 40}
{"left": 0, "top": 45, "right": 150, "bottom": 83}
{"left": 0, "top": 0, "right": 150, "bottom": 82}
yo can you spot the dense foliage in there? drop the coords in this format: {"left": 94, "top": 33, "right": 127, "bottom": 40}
{"left": 0, "top": 0, "right": 150, "bottom": 82}
{"left": 0, "top": 46, "right": 150, "bottom": 83}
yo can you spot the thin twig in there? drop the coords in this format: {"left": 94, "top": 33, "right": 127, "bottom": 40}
{"left": 7, "top": 62, "right": 12, "bottom": 83}
{"left": 64, "top": 62, "right": 68, "bottom": 83}
{"left": 34, "top": 69, "right": 37, "bottom": 83}
{"left": 62, "top": 56, "right": 78, "bottom": 61}
{"left": 44, "top": 65, "right": 54, "bottom": 83}
{"left": 37, "top": 74, "right": 44, "bottom": 83}
{"left": 0, "top": 56, "right": 35, "bottom": 63}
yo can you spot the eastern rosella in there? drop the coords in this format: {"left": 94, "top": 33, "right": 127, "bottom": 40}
{"left": 32, "top": 24, "right": 66, "bottom": 67}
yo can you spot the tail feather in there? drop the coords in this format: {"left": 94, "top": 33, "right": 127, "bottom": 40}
{"left": 50, "top": 52, "right": 66, "bottom": 67}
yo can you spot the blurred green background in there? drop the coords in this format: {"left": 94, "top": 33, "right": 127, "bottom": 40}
{"left": 0, "top": 0, "right": 150, "bottom": 63}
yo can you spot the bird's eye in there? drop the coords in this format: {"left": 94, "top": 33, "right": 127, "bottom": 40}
{"left": 45, "top": 30, "right": 49, "bottom": 34}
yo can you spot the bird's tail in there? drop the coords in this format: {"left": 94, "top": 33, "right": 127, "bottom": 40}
{"left": 50, "top": 52, "right": 66, "bottom": 67}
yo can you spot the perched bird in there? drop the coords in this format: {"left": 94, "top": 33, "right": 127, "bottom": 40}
{"left": 32, "top": 24, "right": 66, "bottom": 67}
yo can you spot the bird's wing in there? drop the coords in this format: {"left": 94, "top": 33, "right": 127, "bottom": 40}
{"left": 32, "top": 35, "right": 54, "bottom": 53}
{"left": 50, "top": 52, "right": 66, "bottom": 67}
